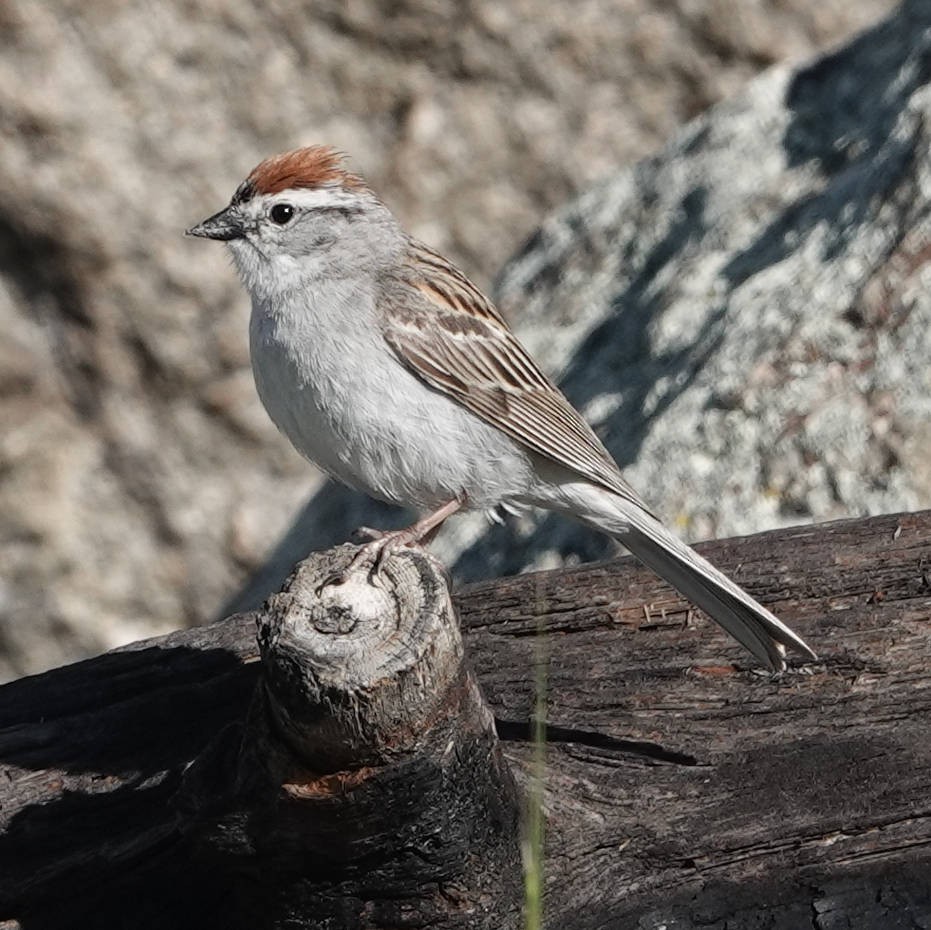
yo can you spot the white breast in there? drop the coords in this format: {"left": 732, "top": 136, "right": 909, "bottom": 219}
{"left": 249, "top": 283, "right": 534, "bottom": 513}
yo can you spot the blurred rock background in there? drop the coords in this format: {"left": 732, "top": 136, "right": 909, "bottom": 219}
{"left": 0, "top": 0, "right": 909, "bottom": 679}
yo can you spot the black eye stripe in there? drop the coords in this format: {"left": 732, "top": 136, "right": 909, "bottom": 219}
{"left": 315, "top": 205, "right": 365, "bottom": 219}
{"left": 265, "top": 202, "right": 365, "bottom": 224}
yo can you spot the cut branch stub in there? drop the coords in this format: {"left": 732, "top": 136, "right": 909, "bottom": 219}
{"left": 257, "top": 544, "right": 467, "bottom": 772}
{"left": 188, "top": 544, "right": 524, "bottom": 929}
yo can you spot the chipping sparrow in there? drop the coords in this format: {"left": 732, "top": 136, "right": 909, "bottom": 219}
{"left": 188, "top": 146, "right": 815, "bottom": 671}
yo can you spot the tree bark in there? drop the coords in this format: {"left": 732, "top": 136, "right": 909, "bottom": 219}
{"left": 0, "top": 545, "right": 522, "bottom": 930}
{"left": 187, "top": 545, "right": 523, "bottom": 930}
{"left": 1, "top": 511, "right": 931, "bottom": 928}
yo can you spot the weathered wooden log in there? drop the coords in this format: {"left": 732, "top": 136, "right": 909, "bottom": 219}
{"left": 188, "top": 545, "right": 523, "bottom": 929}
{"left": 1, "top": 511, "right": 931, "bottom": 928}
{"left": 0, "top": 546, "right": 522, "bottom": 929}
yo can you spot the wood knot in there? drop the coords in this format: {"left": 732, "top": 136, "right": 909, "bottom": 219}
{"left": 254, "top": 543, "right": 463, "bottom": 771}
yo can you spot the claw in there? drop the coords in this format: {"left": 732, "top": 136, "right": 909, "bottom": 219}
{"left": 350, "top": 525, "right": 385, "bottom": 543}
{"left": 315, "top": 536, "right": 390, "bottom": 595}
{"left": 314, "top": 497, "right": 466, "bottom": 597}
{"left": 315, "top": 571, "right": 349, "bottom": 595}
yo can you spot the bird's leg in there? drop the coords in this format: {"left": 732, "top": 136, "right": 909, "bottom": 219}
{"left": 353, "top": 497, "right": 463, "bottom": 545}
{"left": 366, "top": 496, "right": 464, "bottom": 575}
{"left": 318, "top": 496, "right": 465, "bottom": 592}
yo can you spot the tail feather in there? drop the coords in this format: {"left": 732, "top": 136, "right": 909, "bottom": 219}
{"left": 623, "top": 511, "right": 816, "bottom": 671}
{"left": 524, "top": 479, "right": 816, "bottom": 670}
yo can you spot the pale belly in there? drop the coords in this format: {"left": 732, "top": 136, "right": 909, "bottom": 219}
{"left": 249, "top": 304, "right": 534, "bottom": 513}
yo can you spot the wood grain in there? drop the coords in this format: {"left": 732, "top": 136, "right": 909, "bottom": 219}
{"left": 1, "top": 511, "right": 930, "bottom": 928}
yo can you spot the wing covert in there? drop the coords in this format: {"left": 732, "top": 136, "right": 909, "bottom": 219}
{"left": 381, "top": 241, "right": 648, "bottom": 510}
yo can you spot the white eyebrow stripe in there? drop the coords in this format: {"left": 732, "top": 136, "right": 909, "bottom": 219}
{"left": 262, "top": 187, "right": 367, "bottom": 212}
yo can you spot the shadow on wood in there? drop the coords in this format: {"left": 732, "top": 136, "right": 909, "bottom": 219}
{"left": 0, "top": 546, "right": 521, "bottom": 929}
{"left": 1, "top": 511, "right": 931, "bottom": 927}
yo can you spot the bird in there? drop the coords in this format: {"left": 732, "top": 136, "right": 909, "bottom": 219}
{"left": 187, "top": 145, "right": 815, "bottom": 671}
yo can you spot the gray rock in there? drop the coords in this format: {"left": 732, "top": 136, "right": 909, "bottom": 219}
{"left": 447, "top": 0, "right": 931, "bottom": 581}
{"left": 0, "top": 0, "right": 898, "bottom": 677}
{"left": 228, "top": 0, "right": 931, "bottom": 613}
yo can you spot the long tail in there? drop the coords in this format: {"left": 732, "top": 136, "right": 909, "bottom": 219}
{"left": 531, "top": 482, "right": 817, "bottom": 671}
{"left": 622, "top": 509, "right": 815, "bottom": 670}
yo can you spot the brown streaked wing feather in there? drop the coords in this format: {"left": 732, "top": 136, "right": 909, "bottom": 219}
{"left": 406, "top": 242, "right": 509, "bottom": 326}
{"left": 382, "top": 242, "right": 648, "bottom": 509}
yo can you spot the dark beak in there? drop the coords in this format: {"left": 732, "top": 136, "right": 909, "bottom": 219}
{"left": 186, "top": 205, "right": 246, "bottom": 241}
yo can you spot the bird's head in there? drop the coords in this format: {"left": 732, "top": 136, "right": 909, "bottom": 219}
{"left": 187, "top": 146, "right": 399, "bottom": 299}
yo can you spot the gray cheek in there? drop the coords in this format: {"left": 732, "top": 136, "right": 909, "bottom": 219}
{"left": 279, "top": 216, "right": 339, "bottom": 255}
{"left": 300, "top": 233, "right": 338, "bottom": 253}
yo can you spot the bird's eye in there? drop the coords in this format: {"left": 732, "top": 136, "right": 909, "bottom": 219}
{"left": 269, "top": 203, "right": 295, "bottom": 225}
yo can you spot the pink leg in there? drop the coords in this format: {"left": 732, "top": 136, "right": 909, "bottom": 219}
{"left": 321, "top": 496, "right": 465, "bottom": 590}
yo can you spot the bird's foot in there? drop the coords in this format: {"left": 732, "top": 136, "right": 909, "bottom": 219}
{"left": 350, "top": 525, "right": 389, "bottom": 543}
{"left": 316, "top": 530, "right": 418, "bottom": 594}
{"left": 316, "top": 497, "right": 465, "bottom": 595}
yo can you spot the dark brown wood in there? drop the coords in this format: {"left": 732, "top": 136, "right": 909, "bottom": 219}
{"left": 1, "top": 511, "right": 931, "bottom": 928}
{"left": 0, "top": 546, "right": 522, "bottom": 930}
{"left": 185, "top": 545, "right": 523, "bottom": 930}
{"left": 462, "top": 509, "right": 931, "bottom": 928}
